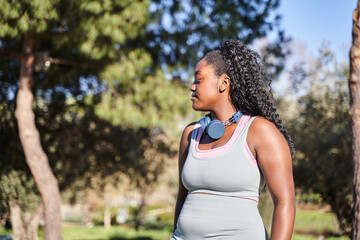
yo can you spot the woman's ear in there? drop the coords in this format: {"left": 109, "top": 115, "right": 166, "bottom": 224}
{"left": 219, "top": 75, "right": 231, "bottom": 92}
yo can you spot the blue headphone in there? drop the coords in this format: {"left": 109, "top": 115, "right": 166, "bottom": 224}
{"left": 199, "top": 110, "right": 243, "bottom": 140}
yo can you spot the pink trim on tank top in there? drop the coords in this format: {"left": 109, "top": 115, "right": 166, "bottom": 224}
{"left": 245, "top": 142, "right": 258, "bottom": 166}
{"left": 234, "top": 196, "right": 259, "bottom": 202}
{"left": 194, "top": 115, "right": 251, "bottom": 159}
{"left": 191, "top": 191, "right": 259, "bottom": 202}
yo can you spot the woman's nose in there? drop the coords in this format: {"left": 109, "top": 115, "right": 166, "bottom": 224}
{"left": 190, "top": 82, "right": 196, "bottom": 92}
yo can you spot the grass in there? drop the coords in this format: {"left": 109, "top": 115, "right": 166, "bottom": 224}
{"left": 294, "top": 209, "right": 336, "bottom": 234}
{"left": 0, "top": 225, "right": 172, "bottom": 240}
{"left": 62, "top": 225, "right": 172, "bottom": 240}
{"left": 292, "top": 233, "right": 349, "bottom": 240}
{"left": 0, "top": 208, "right": 350, "bottom": 240}
{"left": 292, "top": 209, "right": 350, "bottom": 240}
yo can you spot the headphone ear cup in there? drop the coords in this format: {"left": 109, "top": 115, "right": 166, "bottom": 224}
{"left": 207, "top": 120, "right": 225, "bottom": 139}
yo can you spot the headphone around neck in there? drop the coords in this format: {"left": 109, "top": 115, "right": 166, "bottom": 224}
{"left": 199, "top": 110, "right": 243, "bottom": 140}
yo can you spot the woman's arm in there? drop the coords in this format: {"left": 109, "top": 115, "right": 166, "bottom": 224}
{"left": 248, "top": 117, "right": 296, "bottom": 240}
{"left": 173, "top": 123, "right": 194, "bottom": 232}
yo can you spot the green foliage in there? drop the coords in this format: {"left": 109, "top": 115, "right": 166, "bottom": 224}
{"left": 299, "top": 193, "right": 324, "bottom": 206}
{"left": 280, "top": 45, "right": 352, "bottom": 233}
{"left": 0, "top": 0, "right": 287, "bottom": 132}
{"left": 96, "top": 70, "right": 191, "bottom": 131}
{"left": 34, "top": 94, "right": 177, "bottom": 190}
{"left": 0, "top": 99, "right": 42, "bottom": 216}
{"left": 147, "top": 0, "right": 286, "bottom": 72}
{"left": 0, "top": 170, "right": 41, "bottom": 212}
{"left": 0, "top": 0, "right": 59, "bottom": 36}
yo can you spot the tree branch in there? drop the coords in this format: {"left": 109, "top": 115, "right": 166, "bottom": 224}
{"left": 0, "top": 48, "right": 100, "bottom": 69}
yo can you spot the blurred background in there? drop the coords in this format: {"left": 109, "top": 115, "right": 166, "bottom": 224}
{"left": 0, "top": 0, "right": 356, "bottom": 239}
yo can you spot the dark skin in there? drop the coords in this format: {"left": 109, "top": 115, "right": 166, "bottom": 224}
{"left": 173, "top": 59, "right": 296, "bottom": 239}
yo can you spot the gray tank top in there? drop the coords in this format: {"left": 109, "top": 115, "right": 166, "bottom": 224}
{"left": 182, "top": 115, "right": 265, "bottom": 202}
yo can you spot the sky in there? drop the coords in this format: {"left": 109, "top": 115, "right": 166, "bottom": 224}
{"left": 277, "top": 0, "right": 357, "bottom": 58}
{"left": 268, "top": 0, "right": 358, "bottom": 93}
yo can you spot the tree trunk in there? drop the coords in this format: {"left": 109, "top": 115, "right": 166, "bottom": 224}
{"left": 104, "top": 188, "right": 111, "bottom": 229}
{"left": 350, "top": 1, "right": 360, "bottom": 239}
{"left": 0, "top": 211, "right": 9, "bottom": 228}
{"left": 24, "top": 204, "right": 43, "bottom": 240}
{"left": 9, "top": 202, "right": 43, "bottom": 240}
{"left": 82, "top": 203, "right": 93, "bottom": 228}
{"left": 15, "top": 33, "right": 62, "bottom": 240}
{"left": 9, "top": 202, "right": 26, "bottom": 240}
{"left": 104, "top": 205, "right": 111, "bottom": 229}
{"left": 332, "top": 213, "right": 341, "bottom": 235}
{"left": 135, "top": 188, "right": 147, "bottom": 230}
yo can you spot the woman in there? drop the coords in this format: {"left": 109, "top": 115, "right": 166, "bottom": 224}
{"left": 170, "top": 40, "right": 295, "bottom": 240}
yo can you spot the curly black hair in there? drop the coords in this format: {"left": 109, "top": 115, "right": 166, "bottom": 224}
{"left": 203, "top": 40, "right": 295, "bottom": 153}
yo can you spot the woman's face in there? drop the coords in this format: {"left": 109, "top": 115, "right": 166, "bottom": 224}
{"left": 190, "top": 59, "right": 221, "bottom": 111}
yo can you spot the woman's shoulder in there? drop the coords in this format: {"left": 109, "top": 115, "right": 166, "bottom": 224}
{"left": 178, "top": 122, "right": 197, "bottom": 160}
{"left": 250, "top": 116, "right": 277, "bottom": 132}
{"left": 183, "top": 121, "right": 197, "bottom": 132}
{"left": 248, "top": 116, "right": 285, "bottom": 147}
{"left": 180, "top": 122, "right": 197, "bottom": 143}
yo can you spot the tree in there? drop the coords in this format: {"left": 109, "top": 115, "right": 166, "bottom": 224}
{"left": 17, "top": 33, "right": 62, "bottom": 240}
{"left": 349, "top": 1, "right": 360, "bottom": 239}
{"left": 146, "top": 0, "right": 287, "bottom": 76}
{"left": 1, "top": 1, "right": 151, "bottom": 238}
{"left": 281, "top": 45, "right": 353, "bottom": 233}
{"left": 0, "top": 171, "right": 42, "bottom": 240}
{"left": 96, "top": 0, "right": 289, "bottom": 127}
